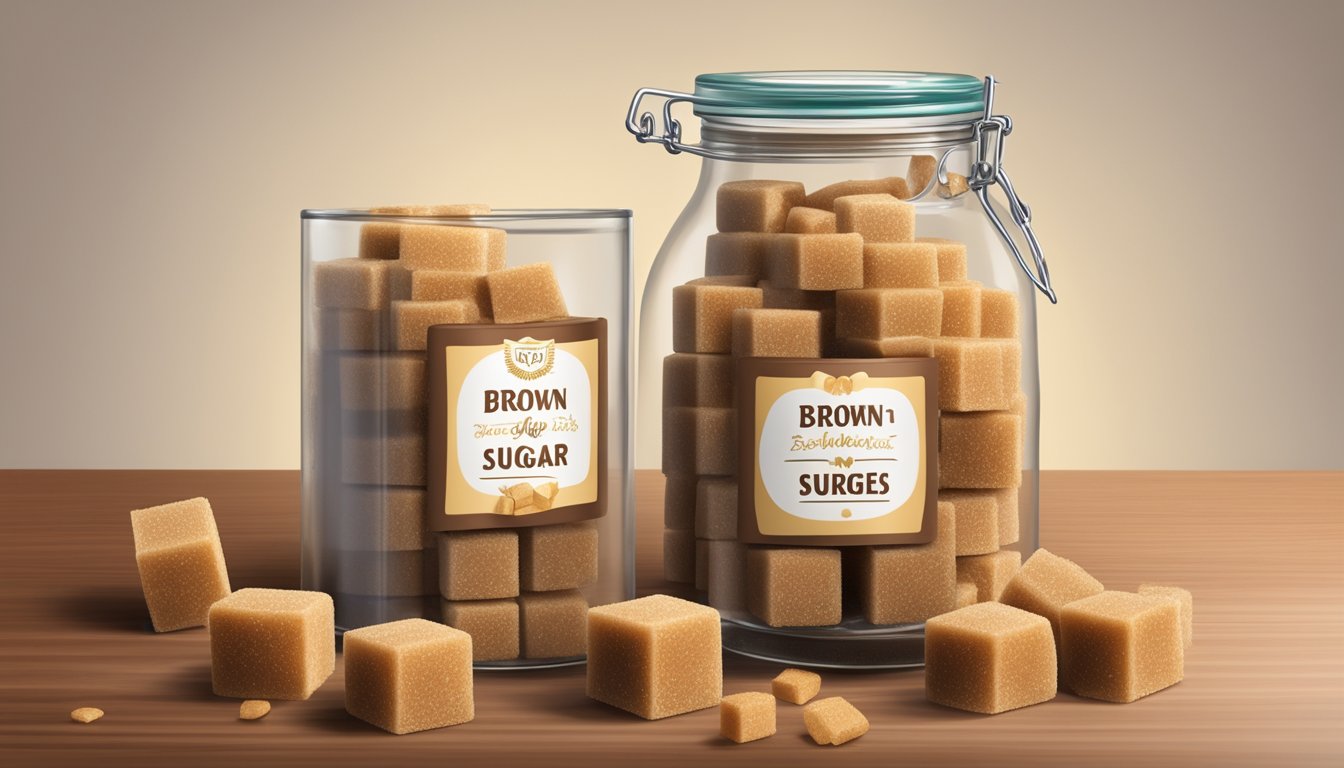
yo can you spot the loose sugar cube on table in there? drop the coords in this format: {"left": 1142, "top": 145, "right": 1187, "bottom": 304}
{"left": 586, "top": 594, "right": 723, "bottom": 719}
{"left": 391, "top": 300, "right": 479, "bottom": 351}
{"left": 442, "top": 598, "right": 520, "bottom": 662}
{"left": 802, "top": 177, "right": 910, "bottom": 210}
{"left": 130, "top": 497, "right": 231, "bottom": 632}
{"left": 314, "top": 258, "right": 403, "bottom": 310}
{"left": 772, "top": 668, "right": 821, "bottom": 705}
{"left": 862, "top": 241, "right": 939, "bottom": 288}
{"left": 784, "top": 206, "right": 837, "bottom": 234}
{"left": 662, "top": 406, "right": 737, "bottom": 476}
{"left": 487, "top": 262, "right": 570, "bottom": 324}
{"left": 940, "top": 412, "right": 1023, "bottom": 489}
{"left": 731, "top": 308, "right": 823, "bottom": 358}
{"left": 437, "top": 530, "right": 519, "bottom": 600}
{"left": 764, "top": 233, "right": 864, "bottom": 291}
{"left": 980, "top": 288, "right": 1020, "bottom": 338}
{"left": 720, "top": 692, "right": 776, "bottom": 743}
{"left": 706, "top": 232, "right": 774, "bottom": 280}
{"left": 803, "top": 697, "right": 869, "bottom": 746}
{"left": 915, "top": 237, "right": 968, "bottom": 282}
{"left": 939, "top": 280, "right": 983, "bottom": 337}
{"left": 1061, "top": 591, "right": 1184, "bottom": 703}
{"left": 925, "top": 601, "right": 1057, "bottom": 714}
{"left": 344, "top": 618, "right": 473, "bottom": 734}
{"left": 663, "top": 353, "right": 734, "bottom": 409}
{"left": 747, "top": 547, "right": 842, "bottom": 628}
{"left": 519, "top": 522, "right": 599, "bottom": 591}
{"left": 852, "top": 501, "right": 956, "bottom": 624}
{"left": 1138, "top": 584, "right": 1194, "bottom": 648}
{"left": 1000, "top": 548, "right": 1105, "bottom": 643}
{"left": 209, "top": 588, "right": 334, "bottom": 700}
{"left": 716, "top": 180, "right": 805, "bottom": 233}
{"left": 663, "top": 528, "right": 696, "bottom": 584}
{"left": 835, "top": 193, "right": 915, "bottom": 243}
{"left": 519, "top": 589, "right": 588, "bottom": 659}
{"left": 399, "top": 224, "right": 504, "bottom": 272}
{"left": 956, "top": 549, "right": 1022, "bottom": 602}
{"left": 836, "top": 288, "right": 943, "bottom": 339}
{"left": 410, "top": 270, "right": 492, "bottom": 318}
{"left": 672, "top": 282, "right": 764, "bottom": 353}
{"left": 695, "top": 477, "right": 738, "bottom": 540}
{"left": 940, "top": 490, "right": 1000, "bottom": 556}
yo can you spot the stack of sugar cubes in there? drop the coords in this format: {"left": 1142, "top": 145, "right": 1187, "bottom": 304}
{"left": 661, "top": 157, "right": 1025, "bottom": 629}
{"left": 312, "top": 205, "right": 597, "bottom": 661}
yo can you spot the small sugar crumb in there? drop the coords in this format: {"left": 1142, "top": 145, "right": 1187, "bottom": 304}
{"left": 239, "top": 700, "right": 271, "bottom": 720}
{"left": 70, "top": 707, "right": 104, "bottom": 724}
{"left": 772, "top": 668, "right": 821, "bottom": 705}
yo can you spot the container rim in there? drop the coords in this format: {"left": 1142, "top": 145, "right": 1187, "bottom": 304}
{"left": 301, "top": 208, "right": 632, "bottom": 221}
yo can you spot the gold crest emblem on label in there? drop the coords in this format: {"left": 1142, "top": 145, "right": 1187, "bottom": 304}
{"left": 503, "top": 337, "right": 555, "bottom": 380}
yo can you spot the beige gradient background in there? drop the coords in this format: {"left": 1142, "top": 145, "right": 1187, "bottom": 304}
{"left": 1, "top": 0, "right": 1340, "bottom": 470}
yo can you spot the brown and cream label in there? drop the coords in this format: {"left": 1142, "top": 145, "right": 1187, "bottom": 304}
{"left": 737, "top": 357, "right": 938, "bottom": 546}
{"left": 427, "top": 318, "right": 607, "bottom": 531}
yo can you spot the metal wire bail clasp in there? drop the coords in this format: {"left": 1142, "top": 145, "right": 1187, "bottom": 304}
{"left": 626, "top": 88, "right": 696, "bottom": 156}
{"left": 969, "top": 76, "right": 1058, "bottom": 304}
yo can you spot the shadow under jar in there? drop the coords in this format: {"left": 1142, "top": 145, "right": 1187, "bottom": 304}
{"left": 628, "top": 71, "right": 1057, "bottom": 668}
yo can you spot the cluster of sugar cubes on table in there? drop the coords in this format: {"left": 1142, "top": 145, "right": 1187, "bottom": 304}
{"left": 659, "top": 158, "right": 1026, "bottom": 629}
{"left": 312, "top": 204, "right": 595, "bottom": 660}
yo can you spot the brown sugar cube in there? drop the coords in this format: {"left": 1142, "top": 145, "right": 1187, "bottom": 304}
{"left": 437, "top": 530, "right": 519, "bottom": 600}
{"left": 586, "top": 594, "right": 723, "bottom": 719}
{"left": 758, "top": 283, "right": 835, "bottom": 311}
{"left": 487, "top": 262, "right": 569, "bottom": 324}
{"left": 338, "top": 353, "right": 425, "bottom": 412}
{"left": 359, "top": 223, "right": 402, "bottom": 260}
{"left": 209, "top": 588, "right": 334, "bottom": 700}
{"left": 341, "top": 432, "right": 425, "bottom": 486}
{"left": 772, "top": 668, "right": 821, "bottom": 705}
{"left": 997, "top": 487, "right": 1021, "bottom": 546}
{"left": 130, "top": 497, "right": 231, "bottom": 632}
{"left": 1138, "top": 584, "right": 1194, "bottom": 648}
{"left": 941, "top": 490, "right": 1000, "bottom": 556}
{"left": 706, "top": 232, "right": 774, "bottom": 280}
{"left": 803, "top": 697, "right": 869, "bottom": 746}
{"left": 672, "top": 282, "right": 764, "bottom": 353}
{"left": 906, "top": 155, "right": 937, "bottom": 196}
{"left": 939, "top": 171, "right": 970, "bottom": 198}
{"left": 924, "top": 601, "right": 1057, "bottom": 714}
{"left": 314, "top": 258, "right": 402, "bottom": 310}
{"left": 956, "top": 549, "right": 1022, "bottom": 602}
{"left": 835, "top": 193, "right": 915, "bottom": 243}
{"left": 764, "top": 233, "right": 864, "bottom": 291}
{"left": 344, "top": 618, "right": 473, "bottom": 734}
{"left": 915, "top": 237, "right": 969, "bottom": 282}
{"left": 317, "top": 309, "right": 386, "bottom": 350}
{"left": 933, "top": 337, "right": 1009, "bottom": 412}
{"left": 716, "top": 180, "right": 805, "bottom": 233}
{"left": 695, "top": 477, "right": 738, "bottom": 540}
{"left": 399, "top": 224, "right": 503, "bottom": 272}
{"left": 1061, "top": 591, "right": 1184, "bottom": 703}
{"left": 862, "top": 241, "right": 939, "bottom": 288}
{"left": 852, "top": 501, "right": 956, "bottom": 624}
{"left": 410, "top": 270, "right": 492, "bottom": 318}
{"left": 747, "top": 547, "right": 842, "bottom": 627}
{"left": 663, "top": 473, "right": 697, "bottom": 531}
{"left": 663, "top": 528, "right": 696, "bottom": 583}
{"left": 940, "top": 280, "right": 983, "bottom": 337}
{"left": 956, "top": 580, "right": 979, "bottom": 608}
{"left": 835, "top": 288, "right": 943, "bottom": 339}
{"left": 519, "top": 589, "right": 588, "bottom": 659}
{"left": 940, "top": 412, "right": 1023, "bottom": 489}
{"left": 391, "top": 300, "right": 479, "bottom": 351}
{"left": 706, "top": 540, "right": 748, "bottom": 611}
{"left": 980, "top": 288, "right": 1020, "bottom": 338}
{"left": 720, "top": 692, "right": 776, "bottom": 743}
{"left": 802, "top": 177, "right": 910, "bottom": 210}
{"left": 519, "top": 522, "right": 598, "bottom": 591}
{"left": 663, "top": 353, "right": 734, "bottom": 409}
{"left": 839, "top": 335, "right": 934, "bottom": 358}
{"left": 334, "top": 550, "right": 426, "bottom": 597}
{"left": 1000, "top": 548, "right": 1105, "bottom": 644}
{"left": 784, "top": 206, "right": 837, "bottom": 234}
{"left": 689, "top": 275, "right": 759, "bottom": 287}
{"left": 731, "top": 308, "right": 823, "bottom": 358}
{"left": 662, "top": 407, "right": 737, "bottom": 476}
{"left": 696, "top": 538, "right": 709, "bottom": 591}
{"left": 442, "top": 598, "right": 520, "bottom": 662}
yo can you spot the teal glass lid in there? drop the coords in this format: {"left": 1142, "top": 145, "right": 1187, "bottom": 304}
{"left": 692, "top": 71, "right": 985, "bottom": 119}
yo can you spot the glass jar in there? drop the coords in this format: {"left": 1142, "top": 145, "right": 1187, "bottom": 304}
{"left": 299, "top": 208, "right": 633, "bottom": 669}
{"left": 628, "top": 72, "right": 1056, "bottom": 668}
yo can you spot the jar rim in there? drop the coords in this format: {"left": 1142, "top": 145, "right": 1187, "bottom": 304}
{"left": 692, "top": 71, "right": 986, "bottom": 120}
{"left": 301, "top": 208, "right": 632, "bottom": 222}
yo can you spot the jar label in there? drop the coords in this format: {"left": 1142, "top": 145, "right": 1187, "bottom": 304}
{"left": 427, "top": 318, "right": 606, "bottom": 531}
{"left": 736, "top": 357, "right": 938, "bottom": 545}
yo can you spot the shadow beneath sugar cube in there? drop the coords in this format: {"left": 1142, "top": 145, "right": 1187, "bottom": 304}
{"left": 158, "top": 660, "right": 217, "bottom": 701}
{"left": 296, "top": 701, "right": 385, "bottom": 734}
{"left": 55, "top": 585, "right": 157, "bottom": 633}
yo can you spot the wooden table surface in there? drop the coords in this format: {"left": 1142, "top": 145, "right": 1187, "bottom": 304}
{"left": 0, "top": 470, "right": 1340, "bottom": 767}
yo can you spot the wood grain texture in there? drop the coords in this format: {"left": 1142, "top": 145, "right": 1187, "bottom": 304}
{"left": 0, "top": 470, "right": 1340, "bottom": 767}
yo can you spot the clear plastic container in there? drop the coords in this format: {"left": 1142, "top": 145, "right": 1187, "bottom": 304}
{"left": 299, "top": 208, "right": 633, "bottom": 668}
{"left": 627, "top": 72, "right": 1056, "bottom": 668}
